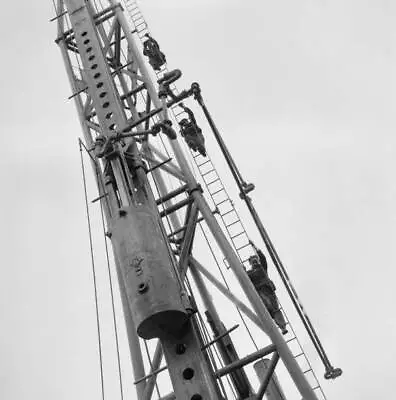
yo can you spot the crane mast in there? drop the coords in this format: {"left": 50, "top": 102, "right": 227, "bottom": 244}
{"left": 54, "top": 1, "right": 340, "bottom": 399}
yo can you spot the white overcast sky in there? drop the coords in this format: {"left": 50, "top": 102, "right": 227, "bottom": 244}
{"left": 1, "top": 0, "right": 395, "bottom": 399}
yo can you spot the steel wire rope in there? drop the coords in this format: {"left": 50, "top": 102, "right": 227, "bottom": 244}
{"left": 96, "top": 174, "right": 125, "bottom": 400}
{"left": 79, "top": 141, "right": 106, "bottom": 400}
{"left": 79, "top": 138, "right": 125, "bottom": 398}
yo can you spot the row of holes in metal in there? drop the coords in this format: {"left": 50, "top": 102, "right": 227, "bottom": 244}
{"left": 81, "top": 30, "right": 117, "bottom": 131}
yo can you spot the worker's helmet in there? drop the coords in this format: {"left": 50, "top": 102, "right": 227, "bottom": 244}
{"left": 179, "top": 118, "right": 189, "bottom": 126}
{"left": 248, "top": 254, "right": 259, "bottom": 266}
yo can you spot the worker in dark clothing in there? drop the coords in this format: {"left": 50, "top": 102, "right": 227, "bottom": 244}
{"left": 179, "top": 103, "right": 207, "bottom": 157}
{"left": 142, "top": 34, "right": 166, "bottom": 71}
{"left": 247, "top": 244, "right": 288, "bottom": 335}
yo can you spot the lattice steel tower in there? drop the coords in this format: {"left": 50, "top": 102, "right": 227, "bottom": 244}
{"left": 54, "top": 1, "right": 341, "bottom": 399}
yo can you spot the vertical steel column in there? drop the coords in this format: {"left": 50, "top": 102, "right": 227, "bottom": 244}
{"left": 57, "top": 2, "right": 147, "bottom": 397}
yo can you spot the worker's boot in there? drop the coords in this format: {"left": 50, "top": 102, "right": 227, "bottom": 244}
{"left": 273, "top": 311, "right": 288, "bottom": 335}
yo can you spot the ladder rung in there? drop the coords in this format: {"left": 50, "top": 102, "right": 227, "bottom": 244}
{"left": 201, "top": 169, "right": 215, "bottom": 177}
{"left": 197, "top": 160, "right": 211, "bottom": 168}
{"left": 236, "top": 243, "right": 250, "bottom": 252}
{"left": 155, "top": 184, "right": 188, "bottom": 205}
{"left": 206, "top": 178, "right": 220, "bottom": 186}
{"left": 303, "top": 369, "right": 312, "bottom": 374}
{"left": 225, "top": 219, "right": 241, "bottom": 229}
{"left": 210, "top": 188, "right": 225, "bottom": 196}
{"left": 215, "top": 198, "right": 230, "bottom": 207}
{"left": 230, "top": 231, "right": 245, "bottom": 240}
{"left": 159, "top": 197, "right": 191, "bottom": 218}
{"left": 220, "top": 209, "right": 236, "bottom": 218}
{"left": 311, "top": 386, "right": 320, "bottom": 390}
{"left": 235, "top": 243, "right": 250, "bottom": 251}
{"left": 294, "top": 352, "right": 304, "bottom": 358}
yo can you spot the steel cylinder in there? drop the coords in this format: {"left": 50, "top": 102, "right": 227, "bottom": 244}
{"left": 111, "top": 205, "right": 188, "bottom": 339}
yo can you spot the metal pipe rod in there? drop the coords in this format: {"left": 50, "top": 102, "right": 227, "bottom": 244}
{"left": 159, "top": 197, "right": 192, "bottom": 218}
{"left": 167, "top": 216, "right": 204, "bottom": 239}
{"left": 201, "top": 325, "right": 239, "bottom": 350}
{"left": 215, "top": 345, "right": 276, "bottom": 378}
{"left": 156, "top": 184, "right": 189, "bottom": 205}
{"left": 134, "top": 365, "right": 167, "bottom": 385}
{"left": 147, "top": 158, "right": 172, "bottom": 174}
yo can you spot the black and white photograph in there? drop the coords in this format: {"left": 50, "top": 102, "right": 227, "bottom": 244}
{"left": 1, "top": 1, "right": 395, "bottom": 399}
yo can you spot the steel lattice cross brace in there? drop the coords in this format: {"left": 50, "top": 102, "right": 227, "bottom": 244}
{"left": 54, "top": 1, "right": 320, "bottom": 399}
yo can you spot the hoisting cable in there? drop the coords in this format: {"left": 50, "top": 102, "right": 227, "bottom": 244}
{"left": 79, "top": 140, "right": 106, "bottom": 400}
{"left": 194, "top": 90, "right": 342, "bottom": 379}
{"left": 97, "top": 177, "right": 125, "bottom": 400}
